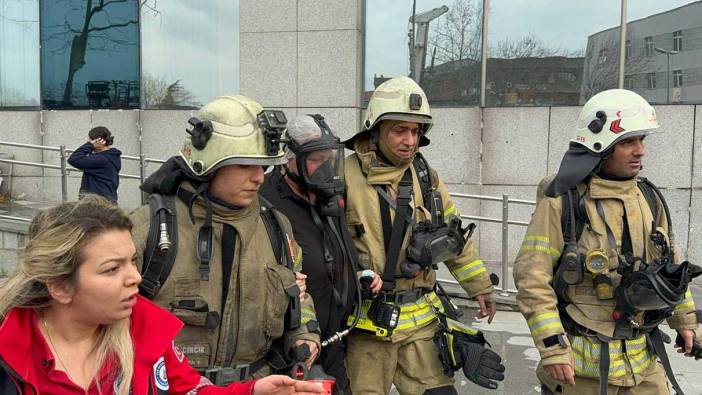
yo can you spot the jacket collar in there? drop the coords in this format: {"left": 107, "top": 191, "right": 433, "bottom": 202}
{"left": 354, "top": 137, "right": 412, "bottom": 187}
{"left": 588, "top": 175, "right": 638, "bottom": 200}
{"left": 0, "top": 296, "right": 182, "bottom": 386}
{"left": 178, "top": 181, "right": 263, "bottom": 250}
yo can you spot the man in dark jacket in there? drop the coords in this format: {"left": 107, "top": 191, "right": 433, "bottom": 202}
{"left": 68, "top": 126, "right": 121, "bottom": 203}
{"left": 261, "top": 114, "right": 373, "bottom": 394}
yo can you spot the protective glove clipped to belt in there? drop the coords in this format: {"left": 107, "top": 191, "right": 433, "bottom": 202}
{"left": 434, "top": 315, "right": 506, "bottom": 389}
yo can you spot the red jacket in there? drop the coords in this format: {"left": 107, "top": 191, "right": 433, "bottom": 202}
{"left": 0, "top": 295, "right": 257, "bottom": 394}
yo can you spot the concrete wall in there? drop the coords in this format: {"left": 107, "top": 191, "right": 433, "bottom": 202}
{"left": 1, "top": 0, "right": 701, "bottom": 283}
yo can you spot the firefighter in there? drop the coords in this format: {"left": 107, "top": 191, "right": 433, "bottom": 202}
{"left": 343, "top": 76, "right": 504, "bottom": 394}
{"left": 130, "top": 95, "right": 321, "bottom": 384}
{"left": 515, "top": 89, "right": 701, "bottom": 394}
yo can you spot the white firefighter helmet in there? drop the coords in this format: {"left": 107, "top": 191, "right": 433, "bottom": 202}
{"left": 179, "top": 95, "right": 287, "bottom": 176}
{"left": 573, "top": 89, "right": 659, "bottom": 154}
{"left": 346, "top": 76, "right": 433, "bottom": 149}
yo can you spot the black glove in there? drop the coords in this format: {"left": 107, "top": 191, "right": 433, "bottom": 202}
{"left": 456, "top": 337, "right": 505, "bottom": 389}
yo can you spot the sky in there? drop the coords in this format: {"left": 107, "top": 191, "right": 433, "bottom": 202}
{"left": 364, "top": 0, "right": 696, "bottom": 89}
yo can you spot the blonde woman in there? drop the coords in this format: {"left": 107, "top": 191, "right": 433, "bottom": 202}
{"left": 0, "top": 197, "right": 322, "bottom": 395}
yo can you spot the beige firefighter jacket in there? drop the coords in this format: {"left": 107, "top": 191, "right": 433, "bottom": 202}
{"left": 514, "top": 176, "right": 698, "bottom": 383}
{"left": 344, "top": 138, "right": 493, "bottom": 341}
{"left": 131, "top": 181, "right": 319, "bottom": 374}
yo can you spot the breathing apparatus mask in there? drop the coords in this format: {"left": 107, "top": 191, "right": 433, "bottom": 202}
{"left": 614, "top": 255, "right": 701, "bottom": 330}
{"left": 400, "top": 215, "right": 475, "bottom": 279}
{"left": 612, "top": 222, "right": 702, "bottom": 329}
{"left": 285, "top": 114, "right": 346, "bottom": 216}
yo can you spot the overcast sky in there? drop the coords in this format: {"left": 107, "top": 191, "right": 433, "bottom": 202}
{"left": 364, "top": 0, "right": 695, "bottom": 89}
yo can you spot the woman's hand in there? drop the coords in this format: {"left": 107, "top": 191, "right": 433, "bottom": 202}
{"left": 252, "top": 375, "right": 324, "bottom": 395}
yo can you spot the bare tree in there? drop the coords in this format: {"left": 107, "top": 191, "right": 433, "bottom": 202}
{"left": 491, "top": 31, "right": 582, "bottom": 59}
{"left": 428, "top": 0, "right": 483, "bottom": 64}
{"left": 142, "top": 74, "right": 198, "bottom": 108}
{"left": 580, "top": 37, "right": 652, "bottom": 102}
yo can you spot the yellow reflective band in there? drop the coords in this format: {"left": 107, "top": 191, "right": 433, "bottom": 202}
{"left": 527, "top": 312, "right": 564, "bottom": 336}
{"left": 397, "top": 292, "right": 440, "bottom": 313}
{"left": 676, "top": 289, "right": 696, "bottom": 311}
{"left": 452, "top": 259, "right": 487, "bottom": 282}
{"left": 396, "top": 308, "right": 436, "bottom": 330}
{"left": 293, "top": 244, "right": 303, "bottom": 272}
{"left": 394, "top": 292, "right": 444, "bottom": 331}
{"left": 520, "top": 236, "right": 561, "bottom": 263}
{"left": 525, "top": 235, "right": 550, "bottom": 243}
{"left": 301, "top": 306, "right": 316, "bottom": 324}
{"left": 444, "top": 204, "right": 457, "bottom": 219}
{"left": 571, "top": 336, "right": 654, "bottom": 379}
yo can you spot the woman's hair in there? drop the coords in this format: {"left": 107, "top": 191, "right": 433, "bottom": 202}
{"left": 0, "top": 196, "right": 134, "bottom": 394}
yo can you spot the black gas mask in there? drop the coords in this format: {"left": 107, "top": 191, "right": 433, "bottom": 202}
{"left": 400, "top": 216, "right": 475, "bottom": 279}
{"left": 286, "top": 115, "right": 346, "bottom": 213}
{"left": 613, "top": 228, "right": 702, "bottom": 330}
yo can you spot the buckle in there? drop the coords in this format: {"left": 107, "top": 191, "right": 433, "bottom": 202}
{"left": 205, "top": 364, "right": 250, "bottom": 385}
{"left": 138, "top": 278, "right": 160, "bottom": 298}
{"left": 395, "top": 289, "right": 421, "bottom": 304}
{"left": 379, "top": 289, "right": 427, "bottom": 305}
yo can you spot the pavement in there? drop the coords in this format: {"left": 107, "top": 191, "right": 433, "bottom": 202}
{"left": 389, "top": 309, "right": 702, "bottom": 395}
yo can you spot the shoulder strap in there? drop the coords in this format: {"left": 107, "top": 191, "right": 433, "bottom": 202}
{"left": 259, "top": 196, "right": 301, "bottom": 331}
{"left": 380, "top": 168, "right": 414, "bottom": 291}
{"left": 637, "top": 178, "right": 660, "bottom": 228}
{"left": 412, "top": 153, "right": 443, "bottom": 224}
{"left": 560, "top": 187, "right": 588, "bottom": 244}
{"left": 220, "top": 224, "right": 237, "bottom": 312}
{"left": 259, "top": 196, "right": 287, "bottom": 268}
{"left": 139, "top": 194, "right": 178, "bottom": 299}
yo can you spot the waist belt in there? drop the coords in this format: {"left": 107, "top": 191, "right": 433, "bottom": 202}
{"left": 379, "top": 288, "right": 432, "bottom": 304}
{"left": 351, "top": 291, "right": 444, "bottom": 336}
{"left": 205, "top": 355, "right": 268, "bottom": 385}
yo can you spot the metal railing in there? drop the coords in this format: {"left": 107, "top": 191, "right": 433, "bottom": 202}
{"left": 0, "top": 140, "right": 165, "bottom": 205}
{"left": 440, "top": 192, "right": 536, "bottom": 296}
{"left": 0, "top": 140, "right": 534, "bottom": 296}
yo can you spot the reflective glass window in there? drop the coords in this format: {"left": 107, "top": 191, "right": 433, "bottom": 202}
{"left": 625, "top": 1, "right": 699, "bottom": 104}
{"left": 40, "top": 0, "right": 139, "bottom": 109}
{"left": 0, "top": 0, "right": 40, "bottom": 108}
{"left": 364, "top": 0, "right": 483, "bottom": 106}
{"left": 487, "top": 1, "right": 620, "bottom": 106}
{"left": 141, "top": 0, "right": 239, "bottom": 109}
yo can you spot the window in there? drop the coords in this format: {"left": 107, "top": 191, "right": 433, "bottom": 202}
{"left": 40, "top": 0, "right": 139, "bottom": 109}
{"left": 624, "top": 75, "right": 634, "bottom": 90}
{"left": 673, "top": 70, "right": 683, "bottom": 87}
{"left": 647, "top": 73, "right": 656, "bottom": 89}
{"left": 141, "top": 0, "right": 239, "bottom": 108}
{"left": 673, "top": 30, "right": 682, "bottom": 51}
{"left": 645, "top": 37, "right": 653, "bottom": 56}
{"left": 0, "top": 0, "right": 40, "bottom": 107}
{"left": 625, "top": 40, "right": 631, "bottom": 59}
{"left": 598, "top": 48, "right": 607, "bottom": 64}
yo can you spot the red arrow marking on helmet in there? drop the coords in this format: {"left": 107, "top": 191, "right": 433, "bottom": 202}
{"left": 610, "top": 119, "right": 625, "bottom": 133}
